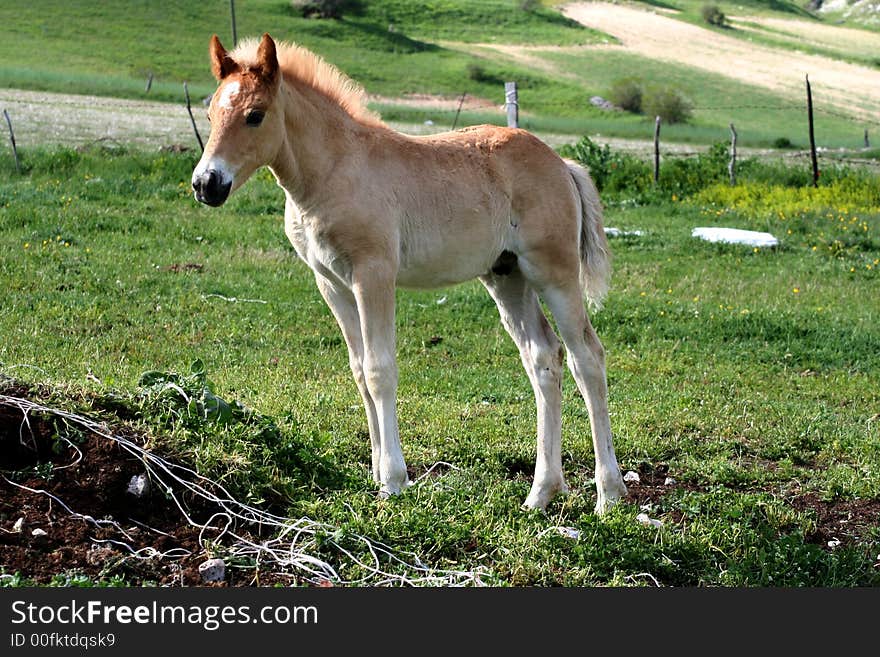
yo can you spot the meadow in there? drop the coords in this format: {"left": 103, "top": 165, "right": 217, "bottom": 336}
{"left": 1, "top": 0, "right": 879, "bottom": 588}
{"left": 1, "top": 140, "right": 878, "bottom": 586}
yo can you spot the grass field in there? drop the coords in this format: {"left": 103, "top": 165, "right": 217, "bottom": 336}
{"left": 1, "top": 143, "right": 878, "bottom": 586}
{"left": 1, "top": 0, "right": 879, "bottom": 588}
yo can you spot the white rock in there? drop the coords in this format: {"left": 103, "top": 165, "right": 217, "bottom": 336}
{"left": 198, "top": 558, "right": 226, "bottom": 583}
{"left": 664, "top": 477, "right": 676, "bottom": 486}
{"left": 827, "top": 539, "right": 841, "bottom": 549}
{"left": 636, "top": 513, "right": 664, "bottom": 528}
{"left": 623, "top": 470, "right": 640, "bottom": 483}
{"left": 31, "top": 528, "right": 47, "bottom": 537}
{"left": 126, "top": 473, "right": 151, "bottom": 498}
{"left": 556, "top": 527, "right": 581, "bottom": 540}
{"left": 692, "top": 227, "right": 778, "bottom": 248}
{"left": 605, "top": 227, "right": 644, "bottom": 237}
{"left": 12, "top": 517, "right": 24, "bottom": 533}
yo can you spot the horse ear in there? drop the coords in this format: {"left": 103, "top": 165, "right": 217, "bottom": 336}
{"left": 255, "top": 33, "right": 279, "bottom": 85}
{"left": 210, "top": 34, "right": 238, "bottom": 80}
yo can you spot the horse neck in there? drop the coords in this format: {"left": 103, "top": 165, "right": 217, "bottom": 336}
{"left": 269, "top": 78, "right": 377, "bottom": 208}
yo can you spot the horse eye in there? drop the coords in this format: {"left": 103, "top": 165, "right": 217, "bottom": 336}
{"left": 245, "top": 110, "right": 265, "bottom": 127}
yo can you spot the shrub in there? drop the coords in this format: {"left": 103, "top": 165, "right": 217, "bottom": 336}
{"left": 466, "top": 62, "right": 501, "bottom": 84}
{"left": 773, "top": 137, "right": 795, "bottom": 149}
{"left": 701, "top": 4, "right": 726, "bottom": 27}
{"left": 291, "top": 0, "right": 364, "bottom": 19}
{"left": 643, "top": 86, "right": 693, "bottom": 124}
{"left": 558, "top": 136, "right": 652, "bottom": 198}
{"left": 608, "top": 77, "right": 644, "bottom": 114}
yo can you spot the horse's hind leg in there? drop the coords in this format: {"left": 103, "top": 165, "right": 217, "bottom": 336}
{"left": 540, "top": 282, "right": 627, "bottom": 514}
{"left": 314, "top": 275, "right": 382, "bottom": 482}
{"left": 480, "top": 269, "right": 568, "bottom": 510}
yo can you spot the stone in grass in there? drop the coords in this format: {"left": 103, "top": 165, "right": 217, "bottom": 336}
{"left": 199, "top": 558, "right": 226, "bottom": 583}
{"left": 636, "top": 513, "right": 664, "bottom": 529}
{"left": 691, "top": 227, "right": 778, "bottom": 248}
{"left": 126, "top": 473, "right": 151, "bottom": 498}
{"left": 623, "top": 470, "right": 640, "bottom": 483}
{"left": 664, "top": 477, "right": 677, "bottom": 486}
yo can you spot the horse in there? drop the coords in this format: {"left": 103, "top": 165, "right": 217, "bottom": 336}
{"left": 191, "top": 33, "right": 628, "bottom": 514}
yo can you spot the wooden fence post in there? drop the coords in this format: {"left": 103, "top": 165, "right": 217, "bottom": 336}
{"left": 3, "top": 109, "right": 21, "bottom": 174}
{"left": 806, "top": 75, "right": 818, "bottom": 188}
{"left": 184, "top": 82, "right": 204, "bottom": 152}
{"left": 505, "top": 82, "right": 518, "bottom": 129}
{"left": 451, "top": 92, "right": 466, "bottom": 131}
{"left": 728, "top": 123, "right": 738, "bottom": 186}
{"left": 230, "top": 0, "right": 238, "bottom": 47}
{"left": 653, "top": 115, "right": 661, "bottom": 184}
{"left": 865, "top": 129, "right": 870, "bottom": 149}
{"left": 145, "top": 72, "right": 153, "bottom": 93}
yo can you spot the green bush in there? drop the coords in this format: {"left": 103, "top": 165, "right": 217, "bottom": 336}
{"left": 558, "top": 136, "right": 652, "bottom": 198}
{"left": 773, "top": 137, "right": 795, "bottom": 149}
{"left": 643, "top": 86, "right": 693, "bottom": 124}
{"left": 661, "top": 142, "right": 730, "bottom": 196}
{"left": 292, "top": 0, "right": 365, "bottom": 19}
{"left": 608, "top": 77, "right": 644, "bottom": 114}
{"left": 701, "top": 4, "right": 726, "bottom": 27}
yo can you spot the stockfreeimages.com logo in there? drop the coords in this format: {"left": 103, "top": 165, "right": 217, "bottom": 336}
{"left": 11, "top": 600, "right": 317, "bottom": 632}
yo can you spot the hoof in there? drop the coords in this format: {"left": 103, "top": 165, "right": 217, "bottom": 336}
{"left": 594, "top": 479, "right": 627, "bottom": 515}
{"left": 523, "top": 478, "right": 569, "bottom": 511}
{"left": 377, "top": 478, "right": 412, "bottom": 500}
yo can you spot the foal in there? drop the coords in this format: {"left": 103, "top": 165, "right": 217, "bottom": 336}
{"left": 191, "top": 33, "right": 627, "bottom": 513}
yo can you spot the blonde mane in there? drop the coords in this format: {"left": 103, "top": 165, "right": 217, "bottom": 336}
{"left": 230, "top": 38, "right": 383, "bottom": 126}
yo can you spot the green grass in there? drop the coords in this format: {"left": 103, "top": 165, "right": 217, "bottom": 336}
{"left": 1, "top": 145, "right": 878, "bottom": 586}
{"left": 0, "top": 0, "right": 606, "bottom": 105}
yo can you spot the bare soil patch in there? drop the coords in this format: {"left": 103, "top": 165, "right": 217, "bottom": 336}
{"left": 0, "top": 384, "right": 284, "bottom": 586}
{"left": 0, "top": 88, "right": 209, "bottom": 151}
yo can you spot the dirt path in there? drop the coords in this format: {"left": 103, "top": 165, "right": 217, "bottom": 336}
{"left": 0, "top": 88, "right": 210, "bottom": 150}
{"left": 0, "top": 87, "right": 785, "bottom": 160}
{"left": 562, "top": 2, "right": 880, "bottom": 123}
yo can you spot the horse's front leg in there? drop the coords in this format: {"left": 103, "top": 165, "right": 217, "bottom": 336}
{"left": 313, "top": 275, "right": 382, "bottom": 482}
{"left": 352, "top": 262, "right": 409, "bottom": 496}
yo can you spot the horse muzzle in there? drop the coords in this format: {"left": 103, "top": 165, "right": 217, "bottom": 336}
{"left": 192, "top": 168, "right": 232, "bottom": 207}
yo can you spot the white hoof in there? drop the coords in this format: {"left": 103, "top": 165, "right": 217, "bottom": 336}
{"left": 594, "top": 478, "right": 627, "bottom": 515}
{"left": 523, "top": 478, "right": 569, "bottom": 511}
{"left": 377, "top": 478, "right": 411, "bottom": 499}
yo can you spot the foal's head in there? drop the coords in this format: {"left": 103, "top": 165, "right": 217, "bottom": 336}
{"left": 192, "top": 33, "right": 283, "bottom": 207}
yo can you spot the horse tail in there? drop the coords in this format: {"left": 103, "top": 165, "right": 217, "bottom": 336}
{"left": 564, "top": 158, "right": 610, "bottom": 309}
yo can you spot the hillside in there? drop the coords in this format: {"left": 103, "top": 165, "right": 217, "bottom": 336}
{"left": 0, "top": 0, "right": 877, "bottom": 149}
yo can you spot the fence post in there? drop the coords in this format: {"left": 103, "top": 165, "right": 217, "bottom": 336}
{"left": 865, "top": 129, "right": 870, "bottom": 149}
{"left": 230, "top": 0, "right": 238, "bottom": 47}
{"left": 728, "top": 123, "right": 738, "bottom": 186}
{"left": 806, "top": 75, "right": 818, "bottom": 188}
{"left": 451, "top": 92, "right": 466, "bottom": 131}
{"left": 184, "top": 82, "right": 204, "bottom": 152}
{"left": 3, "top": 109, "right": 21, "bottom": 174}
{"left": 653, "top": 115, "right": 661, "bottom": 184}
{"left": 505, "top": 82, "right": 518, "bottom": 129}
{"left": 145, "top": 72, "right": 153, "bottom": 93}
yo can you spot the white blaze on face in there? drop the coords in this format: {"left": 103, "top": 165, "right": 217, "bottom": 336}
{"left": 217, "top": 80, "right": 241, "bottom": 111}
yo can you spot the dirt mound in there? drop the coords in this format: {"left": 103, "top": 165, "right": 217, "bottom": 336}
{"left": 0, "top": 386, "right": 279, "bottom": 586}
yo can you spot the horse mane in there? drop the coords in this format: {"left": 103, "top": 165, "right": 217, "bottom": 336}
{"left": 230, "top": 38, "right": 384, "bottom": 126}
